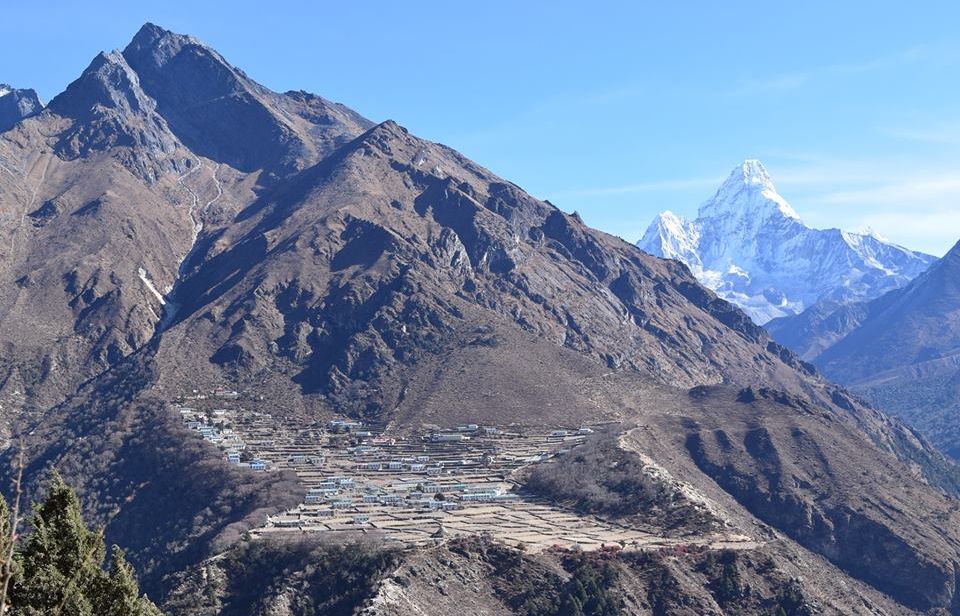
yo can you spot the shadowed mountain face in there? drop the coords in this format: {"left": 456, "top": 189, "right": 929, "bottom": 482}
{"left": 121, "top": 23, "right": 371, "bottom": 175}
{"left": 771, "top": 241, "right": 960, "bottom": 457}
{"left": 4, "top": 23, "right": 960, "bottom": 615}
{"left": 766, "top": 299, "right": 874, "bottom": 361}
{"left": 0, "top": 84, "right": 43, "bottom": 132}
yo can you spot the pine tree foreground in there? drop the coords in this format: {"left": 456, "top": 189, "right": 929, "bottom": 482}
{"left": 0, "top": 471, "right": 161, "bottom": 615}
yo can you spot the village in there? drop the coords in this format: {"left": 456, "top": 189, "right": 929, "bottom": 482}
{"left": 171, "top": 389, "right": 757, "bottom": 554}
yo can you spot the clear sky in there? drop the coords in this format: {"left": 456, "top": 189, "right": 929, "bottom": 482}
{"left": 2, "top": 1, "right": 959, "bottom": 256}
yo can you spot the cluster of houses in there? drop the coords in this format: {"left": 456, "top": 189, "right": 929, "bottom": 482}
{"left": 254, "top": 421, "right": 601, "bottom": 531}
{"left": 168, "top": 392, "right": 754, "bottom": 553}
{"left": 171, "top": 391, "right": 619, "bottom": 547}
{"left": 173, "top": 403, "right": 272, "bottom": 471}
{"left": 176, "top": 395, "right": 599, "bottom": 486}
{"left": 265, "top": 477, "right": 524, "bottom": 529}
{"left": 248, "top": 420, "right": 613, "bottom": 545}
{"left": 427, "top": 424, "right": 594, "bottom": 443}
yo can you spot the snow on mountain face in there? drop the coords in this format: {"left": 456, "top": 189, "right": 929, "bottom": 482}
{"left": 639, "top": 211, "right": 702, "bottom": 267}
{"left": 699, "top": 159, "right": 801, "bottom": 222}
{"left": 638, "top": 160, "right": 937, "bottom": 324}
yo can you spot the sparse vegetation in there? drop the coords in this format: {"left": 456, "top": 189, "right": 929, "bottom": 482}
{"left": 459, "top": 538, "right": 622, "bottom": 616}
{"left": 700, "top": 549, "right": 745, "bottom": 605}
{"left": 525, "top": 432, "right": 714, "bottom": 530}
{"left": 164, "top": 537, "right": 399, "bottom": 616}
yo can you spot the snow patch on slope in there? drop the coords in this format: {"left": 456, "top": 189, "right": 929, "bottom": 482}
{"left": 138, "top": 267, "right": 166, "bottom": 305}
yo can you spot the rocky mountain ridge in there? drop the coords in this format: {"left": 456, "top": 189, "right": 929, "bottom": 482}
{"left": 0, "top": 83, "right": 42, "bottom": 132}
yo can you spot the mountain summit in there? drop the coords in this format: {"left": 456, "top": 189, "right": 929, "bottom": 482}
{"left": 121, "top": 22, "right": 372, "bottom": 175}
{"left": 0, "top": 83, "right": 42, "bottom": 131}
{"left": 638, "top": 160, "right": 935, "bottom": 323}
{"left": 699, "top": 159, "right": 800, "bottom": 221}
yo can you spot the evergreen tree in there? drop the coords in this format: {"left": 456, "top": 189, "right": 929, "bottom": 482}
{"left": 11, "top": 471, "right": 104, "bottom": 615}
{"left": 97, "top": 547, "right": 162, "bottom": 616}
{"left": 0, "top": 493, "right": 10, "bottom": 549}
{"left": 558, "top": 594, "right": 584, "bottom": 616}
{"left": 3, "top": 471, "right": 161, "bottom": 615}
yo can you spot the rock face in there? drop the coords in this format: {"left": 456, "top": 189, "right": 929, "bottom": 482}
{"left": 5, "top": 23, "right": 960, "bottom": 616}
{"left": 46, "top": 49, "right": 181, "bottom": 179}
{"left": 772, "top": 240, "right": 960, "bottom": 458}
{"left": 0, "top": 23, "right": 374, "bottom": 414}
{"left": 121, "top": 23, "right": 371, "bottom": 176}
{"left": 0, "top": 84, "right": 42, "bottom": 132}
{"left": 638, "top": 160, "right": 935, "bottom": 323}
{"left": 678, "top": 386, "right": 960, "bottom": 613}
{"left": 159, "top": 121, "right": 818, "bottom": 420}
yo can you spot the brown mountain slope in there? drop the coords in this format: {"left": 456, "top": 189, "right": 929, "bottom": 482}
{"left": 770, "top": 241, "right": 960, "bottom": 457}
{"left": 0, "top": 24, "right": 372, "bottom": 424}
{"left": 166, "top": 534, "right": 913, "bottom": 616}
{"left": 82, "top": 114, "right": 960, "bottom": 611}
{"left": 154, "top": 118, "right": 818, "bottom": 418}
{"left": 817, "top": 240, "right": 960, "bottom": 383}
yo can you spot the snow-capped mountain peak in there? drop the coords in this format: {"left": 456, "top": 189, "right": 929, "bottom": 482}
{"left": 0, "top": 84, "right": 13, "bottom": 98}
{"left": 639, "top": 210, "right": 701, "bottom": 267}
{"left": 730, "top": 158, "right": 775, "bottom": 190}
{"left": 699, "top": 158, "right": 800, "bottom": 222}
{"left": 638, "top": 160, "right": 936, "bottom": 323}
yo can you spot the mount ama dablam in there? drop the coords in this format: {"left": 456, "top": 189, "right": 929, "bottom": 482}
{"left": 638, "top": 159, "right": 935, "bottom": 324}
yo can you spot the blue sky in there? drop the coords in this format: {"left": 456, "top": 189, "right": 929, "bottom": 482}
{"left": 2, "top": 1, "right": 959, "bottom": 256}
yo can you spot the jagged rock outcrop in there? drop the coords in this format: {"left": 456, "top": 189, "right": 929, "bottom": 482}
{"left": 0, "top": 84, "right": 42, "bottom": 132}
{"left": 122, "top": 23, "right": 371, "bottom": 176}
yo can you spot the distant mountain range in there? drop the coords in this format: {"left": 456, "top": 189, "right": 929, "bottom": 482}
{"left": 769, "top": 238, "right": 960, "bottom": 457}
{"left": 5, "top": 23, "right": 960, "bottom": 616}
{"left": 637, "top": 160, "right": 936, "bottom": 323}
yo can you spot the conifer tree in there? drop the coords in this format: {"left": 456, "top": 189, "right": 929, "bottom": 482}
{"left": 0, "top": 494, "right": 10, "bottom": 550}
{"left": 2, "top": 471, "right": 161, "bottom": 615}
{"left": 97, "top": 547, "right": 162, "bottom": 616}
{"left": 0, "top": 493, "right": 16, "bottom": 604}
{"left": 558, "top": 594, "right": 585, "bottom": 616}
{"left": 11, "top": 471, "right": 104, "bottom": 615}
